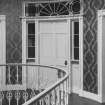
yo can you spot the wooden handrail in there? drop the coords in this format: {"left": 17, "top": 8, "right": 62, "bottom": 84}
{"left": 0, "top": 64, "right": 69, "bottom": 105}
{"left": 21, "top": 64, "right": 69, "bottom": 105}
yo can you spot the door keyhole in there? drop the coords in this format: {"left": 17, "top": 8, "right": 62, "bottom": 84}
{"left": 64, "top": 60, "right": 68, "bottom": 65}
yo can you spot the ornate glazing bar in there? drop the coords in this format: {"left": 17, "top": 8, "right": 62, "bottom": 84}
{"left": 25, "top": 0, "right": 81, "bottom": 17}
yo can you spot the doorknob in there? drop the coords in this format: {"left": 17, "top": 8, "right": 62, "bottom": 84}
{"left": 64, "top": 60, "right": 68, "bottom": 66}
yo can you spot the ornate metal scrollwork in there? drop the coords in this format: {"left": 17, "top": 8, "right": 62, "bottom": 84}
{"left": 25, "top": 0, "right": 81, "bottom": 17}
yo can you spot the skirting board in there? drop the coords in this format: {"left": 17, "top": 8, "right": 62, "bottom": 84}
{"left": 79, "top": 90, "right": 103, "bottom": 103}
{"left": 72, "top": 87, "right": 80, "bottom": 94}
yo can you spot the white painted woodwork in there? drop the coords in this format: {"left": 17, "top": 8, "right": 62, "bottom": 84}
{"left": 26, "top": 20, "right": 39, "bottom": 89}
{"left": 38, "top": 67, "right": 58, "bottom": 89}
{"left": 26, "top": 65, "right": 39, "bottom": 89}
{"left": 39, "top": 20, "right": 69, "bottom": 68}
{"left": 80, "top": 10, "right": 105, "bottom": 103}
{"left": 22, "top": 17, "right": 82, "bottom": 94}
{"left": 97, "top": 10, "right": 105, "bottom": 103}
{"left": 22, "top": 18, "right": 27, "bottom": 90}
{"left": 0, "top": 15, "right": 6, "bottom": 90}
{"left": 39, "top": 21, "right": 55, "bottom": 65}
{"left": 39, "top": 20, "right": 69, "bottom": 89}
{"left": 101, "top": 15, "right": 105, "bottom": 102}
{"left": 71, "top": 64, "right": 80, "bottom": 93}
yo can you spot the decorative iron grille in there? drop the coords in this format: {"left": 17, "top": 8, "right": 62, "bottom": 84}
{"left": 25, "top": 0, "right": 81, "bottom": 17}
{"left": 6, "top": 65, "right": 22, "bottom": 84}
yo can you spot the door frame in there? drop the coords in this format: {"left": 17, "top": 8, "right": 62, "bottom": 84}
{"left": 95, "top": 10, "right": 105, "bottom": 103}
{"left": 0, "top": 15, "right": 6, "bottom": 90}
{"left": 38, "top": 18, "right": 70, "bottom": 66}
{"left": 79, "top": 11, "right": 102, "bottom": 103}
{"left": 22, "top": 16, "right": 83, "bottom": 94}
{"left": 22, "top": 17, "right": 71, "bottom": 69}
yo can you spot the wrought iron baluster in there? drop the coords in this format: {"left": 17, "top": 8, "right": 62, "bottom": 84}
{"left": 40, "top": 98, "right": 44, "bottom": 105}
{"left": 52, "top": 89, "right": 56, "bottom": 105}
{"left": 16, "top": 65, "right": 19, "bottom": 84}
{"left": 0, "top": 91, "right": 4, "bottom": 105}
{"left": 48, "top": 93, "right": 51, "bottom": 105}
{"left": 8, "top": 65, "right": 11, "bottom": 84}
{"left": 61, "top": 82, "right": 63, "bottom": 105}
{"left": 15, "top": 90, "right": 21, "bottom": 105}
{"left": 56, "top": 86, "right": 59, "bottom": 105}
{"left": 6, "top": 91, "right": 13, "bottom": 105}
{"left": 64, "top": 80, "right": 67, "bottom": 105}
{"left": 19, "top": 65, "right": 69, "bottom": 105}
{"left": 59, "top": 84, "right": 61, "bottom": 105}
{"left": 62, "top": 81, "right": 65, "bottom": 105}
{"left": 66, "top": 78, "right": 69, "bottom": 105}
{"left": 64, "top": 81, "right": 66, "bottom": 105}
{"left": 23, "top": 91, "right": 28, "bottom": 103}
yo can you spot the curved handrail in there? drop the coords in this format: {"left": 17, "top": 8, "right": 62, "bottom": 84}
{"left": 21, "top": 64, "right": 69, "bottom": 105}
{"left": 0, "top": 63, "right": 69, "bottom": 105}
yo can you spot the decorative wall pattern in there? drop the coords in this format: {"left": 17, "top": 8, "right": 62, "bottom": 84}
{"left": 0, "top": 0, "right": 22, "bottom": 63}
{"left": 83, "top": 0, "right": 105, "bottom": 94}
{"left": 0, "top": 89, "right": 40, "bottom": 105}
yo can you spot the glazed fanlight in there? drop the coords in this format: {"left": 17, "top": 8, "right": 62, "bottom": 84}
{"left": 25, "top": 0, "right": 81, "bottom": 17}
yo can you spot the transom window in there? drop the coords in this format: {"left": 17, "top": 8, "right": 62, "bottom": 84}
{"left": 24, "top": 0, "right": 81, "bottom": 17}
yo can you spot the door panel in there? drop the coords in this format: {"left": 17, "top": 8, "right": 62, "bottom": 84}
{"left": 39, "top": 21, "right": 55, "bottom": 65}
{"left": 56, "top": 34, "right": 68, "bottom": 66}
{"left": 39, "top": 20, "right": 69, "bottom": 69}
{"left": 40, "top": 22, "right": 53, "bottom": 34}
{"left": 39, "top": 20, "right": 70, "bottom": 89}
{"left": 72, "top": 64, "right": 80, "bottom": 93}
{"left": 54, "top": 21, "right": 69, "bottom": 71}
{"left": 54, "top": 21, "right": 68, "bottom": 33}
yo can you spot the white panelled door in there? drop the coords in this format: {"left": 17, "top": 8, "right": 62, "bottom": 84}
{"left": 39, "top": 20, "right": 70, "bottom": 70}
{"left": 38, "top": 19, "right": 70, "bottom": 89}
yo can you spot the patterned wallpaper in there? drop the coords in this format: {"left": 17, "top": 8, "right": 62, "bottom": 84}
{"left": 83, "top": 0, "right": 105, "bottom": 94}
{"left": 0, "top": 0, "right": 22, "bottom": 63}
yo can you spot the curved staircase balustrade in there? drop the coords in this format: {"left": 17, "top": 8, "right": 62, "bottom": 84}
{"left": 0, "top": 64, "right": 69, "bottom": 105}
{"left": 22, "top": 65, "right": 69, "bottom": 105}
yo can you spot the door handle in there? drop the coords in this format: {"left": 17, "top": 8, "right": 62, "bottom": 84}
{"left": 64, "top": 60, "right": 68, "bottom": 66}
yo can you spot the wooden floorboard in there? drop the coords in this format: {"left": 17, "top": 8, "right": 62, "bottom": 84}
{"left": 68, "top": 93, "right": 105, "bottom": 105}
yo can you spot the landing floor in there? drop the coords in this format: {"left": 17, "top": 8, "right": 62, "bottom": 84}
{"left": 68, "top": 93, "right": 105, "bottom": 105}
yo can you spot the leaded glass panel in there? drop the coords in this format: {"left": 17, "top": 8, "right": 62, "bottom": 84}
{"left": 25, "top": 0, "right": 81, "bottom": 17}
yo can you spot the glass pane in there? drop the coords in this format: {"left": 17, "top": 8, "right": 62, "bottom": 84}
{"left": 74, "top": 22, "right": 79, "bottom": 34}
{"left": 39, "top": 3, "right": 50, "bottom": 16}
{"left": 39, "top": 2, "right": 69, "bottom": 16}
{"left": 18, "top": 65, "right": 22, "bottom": 84}
{"left": 74, "top": 35, "right": 79, "bottom": 47}
{"left": 28, "top": 35, "right": 35, "bottom": 46}
{"left": 28, "top": 47, "right": 35, "bottom": 58}
{"left": 28, "top": 23, "right": 35, "bottom": 34}
{"left": 57, "top": 2, "right": 69, "bottom": 15}
{"left": 25, "top": 5, "right": 28, "bottom": 16}
{"left": 74, "top": 48, "right": 79, "bottom": 60}
{"left": 28, "top": 3, "right": 36, "bottom": 16}
{"left": 25, "top": 0, "right": 80, "bottom": 17}
{"left": 71, "top": 1, "right": 80, "bottom": 14}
